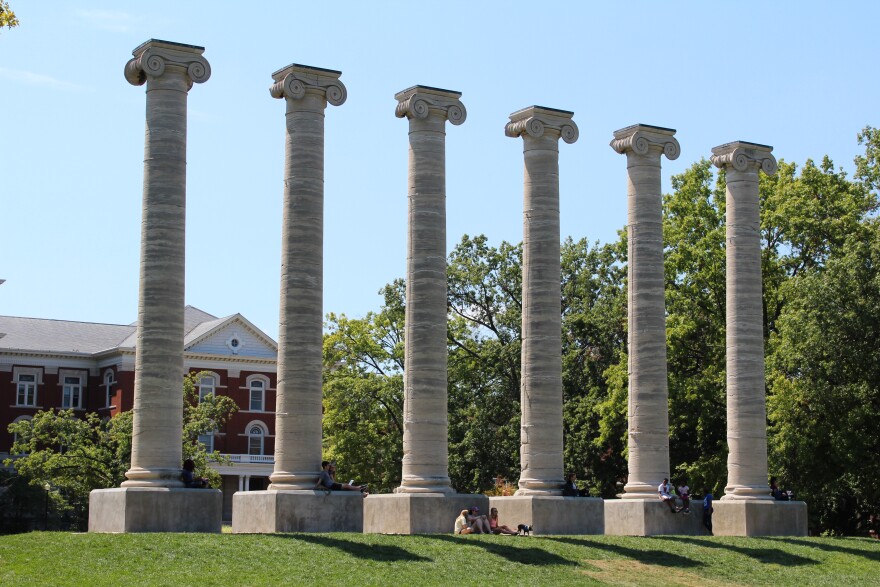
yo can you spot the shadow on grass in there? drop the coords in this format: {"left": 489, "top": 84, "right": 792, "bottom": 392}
{"left": 766, "top": 537, "right": 880, "bottom": 563}
{"left": 653, "top": 536, "right": 818, "bottom": 566}
{"left": 545, "top": 537, "right": 704, "bottom": 568}
{"left": 422, "top": 534, "right": 577, "bottom": 566}
{"left": 278, "top": 534, "right": 431, "bottom": 562}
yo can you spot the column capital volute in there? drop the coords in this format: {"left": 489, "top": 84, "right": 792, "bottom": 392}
{"left": 505, "top": 105, "right": 578, "bottom": 144}
{"left": 394, "top": 85, "right": 466, "bottom": 125}
{"left": 610, "top": 124, "right": 679, "bottom": 160}
{"left": 124, "top": 39, "right": 210, "bottom": 89}
{"left": 269, "top": 63, "right": 347, "bottom": 106}
{"left": 711, "top": 141, "right": 777, "bottom": 176}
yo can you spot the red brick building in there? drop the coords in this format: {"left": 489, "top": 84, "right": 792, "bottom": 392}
{"left": 0, "top": 306, "right": 277, "bottom": 519}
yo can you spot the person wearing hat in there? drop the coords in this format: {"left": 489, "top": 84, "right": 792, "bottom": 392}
{"left": 467, "top": 506, "right": 491, "bottom": 533}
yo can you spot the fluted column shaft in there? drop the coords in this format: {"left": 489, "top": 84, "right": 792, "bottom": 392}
{"left": 122, "top": 40, "right": 210, "bottom": 488}
{"left": 611, "top": 125, "right": 679, "bottom": 499}
{"left": 267, "top": 65, "right": 346, "bottom": 490}
{"left": 712, "top": 141, "right": 777, "bottom": 500}
{"left": 506, "top": 107, "right": 578, "bottom": 495}
{"left": 394, "top": 86, "right": 466, "bottom": 494}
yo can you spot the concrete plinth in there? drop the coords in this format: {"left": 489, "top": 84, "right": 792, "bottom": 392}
{"left": 490, "top": 496, "right": 604, "bottom": 535}
{"left": 713, "top": 500, "right": 807, "bottom": 536}
{"left": 604, "top": 499, "right": 708, "bottom": 536}
{"left": 89, "top": 487, "right": 221, "bottom": 533}
{"left": 363, "top": 493, "right": 488, "bottom": 534}
{"left": 232, "top": 490, "right": 364, "bottom": 533}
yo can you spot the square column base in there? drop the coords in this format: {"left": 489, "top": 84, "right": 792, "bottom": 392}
{"left": 232, "top": 490, "right": 364, "bottom": 533}
{"left": 604, "top": 499, "right": 709, "bottom": 536}
{"left": 489, "top": 496, "right": 604, "bottom": 535}
{"left": 712, "top": 500, "right": 808, "bottom": 536}
{"left": 363, "top": 493, "right": 489, "bottom": 534}
{"left": 89, "top": 487, "right": 222, "bottom": 533}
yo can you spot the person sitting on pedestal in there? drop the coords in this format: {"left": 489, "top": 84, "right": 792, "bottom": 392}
{"left": 658, "top": 478, "right": 679, "bottom": 513}
{"left": 181, "top": 459, "right": 209, "bottom": 488}
{"left": 677, "top": 478, "right": 691, "bottom": 513}
{"left": 315, "top": 461, "right": 367, "bottom": 494}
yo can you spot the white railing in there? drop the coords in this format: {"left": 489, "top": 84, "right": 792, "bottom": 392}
{"left": 215, "top": 453, "right": 274, "bottom": 464}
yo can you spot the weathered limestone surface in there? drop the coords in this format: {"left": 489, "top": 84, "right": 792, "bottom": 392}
{"left": 604, "top": 499, "right": 709, "bottom": 536}
{"left": 364, "top": 494, "right": 488, "bottom": 534}
{"left": 267, "top": 64, "right": 346, "bottom": 491}
{"left": 121, "top": 39, "right": 210, "bottom": 489}
{"left": 711, "top": 142, "right": 777, "bottom": 501}
{"left": 713, "top": 500, "right": 808, "bottom": 536}
{"left": 233, "top": 491, "right": 363, "bottom": 533}
{"left": 89, "top": 488, "right": 221, "bottom": 533}
{"left": 490, "top": 496, "right": 603, "bottom": 535}
{"left": 394, "top": 86, "right": 465, "bottom": 494}
{"left": 506, "top": 106, "right": 578, "bottom": 495}
{"left": 610, "top": 124, "right": 680, "bottom": 499}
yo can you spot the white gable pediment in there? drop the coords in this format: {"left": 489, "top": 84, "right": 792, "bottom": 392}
{"left": 185, "top": 316, "right": 277, "bottom": 359}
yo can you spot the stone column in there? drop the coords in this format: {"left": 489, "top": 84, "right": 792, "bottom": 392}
{"left": 610, "top": 124, "right": 680, "bottom": 499}
{"left": 122, "top": 39, "right": 210, "bottom": 488}
{"left": 505, "top": 106, "right": 578, "bottom": 495}
{"left": 711, "top": 141, "right": 777, "bottom": 501}
{"left": 394, "top": 86, "right": 466, "bottom": 494}
{"left": 267, "top": 65, "right": 346, "bottom": 490}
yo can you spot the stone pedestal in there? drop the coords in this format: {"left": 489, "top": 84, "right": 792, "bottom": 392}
{"left": 89, "top": 488, "right": 221, "bottom": 533}
{"left": 363, "top": 493, "right": 487, "bottom": 534}
{"left": 490, "top": 496, "right": 603, "bottom": 535}
{"left": 232, "top": 490, "right": 363, "bottom": 533}
{"left": 604, "top": 499, "right": 708, "bottom": 536}
{"left": 713, "top": 500, "right": 808, "bottom": 536}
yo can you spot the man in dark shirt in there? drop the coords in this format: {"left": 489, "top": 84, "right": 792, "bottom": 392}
{"left": 315, "top": 461, "right": 367, "bottom": 493}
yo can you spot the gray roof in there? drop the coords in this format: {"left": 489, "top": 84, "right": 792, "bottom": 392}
{"left": 0, "top": 306, "right": 232, "bottom": 355}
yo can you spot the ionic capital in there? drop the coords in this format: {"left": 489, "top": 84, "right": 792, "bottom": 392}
{"left": 124, "top": 39, "right": 210, "bottom": 89}
{"left": 269, "top": 63, "right": 347, "bottom": 106}
{"left": 711, "top": 141, "right": 777, "bottom": 175}
{"left": 506, "top": 106, "right": 578, "bottom": 144}
{"left": 610, "top": 124, "right": 679, "bottom": 160}
{"left": 394, "top": 85, "right": 466, "bottom": 125}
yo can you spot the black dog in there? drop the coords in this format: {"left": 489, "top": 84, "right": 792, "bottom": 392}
{"left": 517, "top": 524, "right": 533, "bottom": 536}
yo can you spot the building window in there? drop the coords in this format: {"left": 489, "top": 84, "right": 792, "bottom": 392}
{"left": 198, "top": 432, "right": 214, "bottom": 453}
{"left": 104, "top": 370, "right": 115, "bottom": 407}
{"left": 16, "top": 374, "right": 37, "bottom": 407}
{"left": 247, "top": 424, "right": 265, "bottom": 456}
{"left": 11, "top": 415, "right": 32, "bottom": 453}
{"left": 198, "top": 375, "right": 216, "bottom": 403}
{"left": 249, "top": 379, "right": 265, "bottom": 412}
{"left": 62, "top": 375, "right": 83, "bottom": 409}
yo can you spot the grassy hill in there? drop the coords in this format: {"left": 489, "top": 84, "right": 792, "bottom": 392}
{"left": 0, "top": 532, "right": 878, "bottom": 586}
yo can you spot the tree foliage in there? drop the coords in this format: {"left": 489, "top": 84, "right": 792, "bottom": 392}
{"left": 4, "top": 371, "right": 237, "bottom": 530}
{"left": 0, "top": 1, "right": 18, "bottom": 31}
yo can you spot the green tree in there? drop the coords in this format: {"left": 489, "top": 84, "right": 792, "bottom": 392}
{"left": 5, "top": 371, "right": 236, "bottom": 530}
{"left": 323, "top": 281, "right": 406, "bottom": 493}
{"left": 0, "top": 1, "right": 18, "bottom": 31}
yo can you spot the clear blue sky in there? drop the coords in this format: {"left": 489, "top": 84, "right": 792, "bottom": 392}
{"left": 2, "top": 1, "right": 877, "bottom": 340}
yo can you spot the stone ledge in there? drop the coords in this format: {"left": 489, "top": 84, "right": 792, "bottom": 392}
{"left": 89, "top": 487, "right": 221, "bottom": 533}
{"left": 232, "top": 490, "right": 364, "bottom": 533}
{"left": 363, "top": 493, "right": 488, "bottom": 534}
{"left": 489, "top": 495, "right": 604, "bottom": 535}
{"left": 713, "top": 500, "right": 808, "bottom": 536}
{"left": 605, "top": 499, "right": 709, "bottom": 536}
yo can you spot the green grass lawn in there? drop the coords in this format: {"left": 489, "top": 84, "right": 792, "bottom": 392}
{"left": 0, "top": 532, "right": 878, "bottom": 586}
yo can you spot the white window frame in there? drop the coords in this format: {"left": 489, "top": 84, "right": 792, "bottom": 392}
{"left": 103, "top": 370, "right": 116, "bottom": 407}
{"left": 198, "top": 432, "right": 215, "bottom": 453}
{"left": 247, "top": 375, "right": 269, "bottom": 412}
{"left": 13, "top": 367, "right": 41, "bottom": 407}
{"left": 60, "top": 373, "right": 84, "bottom": 410}
{"left": 246, "top": 421, "right": 268, "bottom": 456}
{"left": 11, "top": 415, "right": 32, "bottom": 453}
{"left": 197, "top": 373, "right": 218, "bottom": 403}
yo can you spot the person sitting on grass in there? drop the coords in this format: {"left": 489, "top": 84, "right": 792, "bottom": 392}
{"left": 488, "top": 507, "right": 519, "bottom": 535}
{"left": 455, "top": 509, "right": 477, "bottom": 534}
{"left": 315, "top": 461, "right": 367, "bottom": 494}
{"left": 181, "top": 459, "right": 209, "bottom": 488}
{"left": 658, "top": 478, "right": 679, "bottom": 513}
{"left": 466, "top": 506, "right": 491, "bottom": 533}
